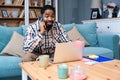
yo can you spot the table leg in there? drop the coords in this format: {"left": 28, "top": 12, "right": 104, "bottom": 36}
{"left": 22, "top": 69, "right": 28, "bottom": 80}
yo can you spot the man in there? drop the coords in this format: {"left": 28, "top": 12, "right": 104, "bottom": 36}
{"left": 22, "top": 5, "right": 71, "bottom": 62}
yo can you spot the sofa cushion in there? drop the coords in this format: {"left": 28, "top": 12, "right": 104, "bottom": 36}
{"left": 1, "top": 31, "right": 24, "bottom": 57}
{"left": 84, "top": 47, "right": 113, "bottom": 58}
{"left": 0, "top": 26, "right": 23, "bottom": 52}
{"left": 62, "top": 23, "right": 75, "bottom": 32}
{"left": 22, "top": 25, "right": 28, "bottom": 36}
{"left": 76, "top": 22, "right": 98, "bottom": 46}
{"left": 0, "top": 56, "right": 21, "bottom": 78}
{"left": 67, "top": 26, "right": 89, "bottom": 45}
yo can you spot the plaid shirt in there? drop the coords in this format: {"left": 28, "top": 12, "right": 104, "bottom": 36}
{"left": 23, "top": 19, "right": 70, "bottom": 57}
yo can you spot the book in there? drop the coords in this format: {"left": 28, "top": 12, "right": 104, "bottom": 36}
{"left": 13, "top": 0, "right": 19, "bottom": 5}
{"left": 31, "top": 10, "right": 36, "bottom": 18}
{"left": 18, "top": 0, "right": 23, "bottom": 5}
{"left": 0, "top": 11, "right": 2, "bottom": 18}
{"left": 19, "top": 10, "right": 24, "bottom": 18}
{"left": 39, "top": 0, "right": 44, "bottom": 7}
{"left": 29, "top": 0, "right": 31, "bottom": 6}
{"left": 14, "top": 0, "right": 23, "bottom": 5}
{"left": 34, "top": 9, "right": 41, "bottom": 17}
{"left": 83, "top": 55, "right": 114, "bottom": 62}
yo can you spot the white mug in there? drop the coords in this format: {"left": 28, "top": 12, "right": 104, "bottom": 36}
{"left": 12, "top": 11, "right": 18, "bottom": 18}
{"left": 36, "top": 55, "right": 49, "bottom": 68}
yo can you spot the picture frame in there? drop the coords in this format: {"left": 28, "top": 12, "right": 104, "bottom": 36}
{"left": 1, "top": 10, "right": 8, "bottom": 18}
{"left": 45, "top": 0, "right": 52, "bottom": 5}
{"left": 90, "top": 9, "right": 99, "bottom": 19}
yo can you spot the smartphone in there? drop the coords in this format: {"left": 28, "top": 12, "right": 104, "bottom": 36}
{"left": 40, "top": 16, "right": 44, "bottom": 21}
{"left": 39, "top": 16, "right": 47, "bottom": 30}
{"left": 40, "top": 16, "right": 52, "bottom": 31}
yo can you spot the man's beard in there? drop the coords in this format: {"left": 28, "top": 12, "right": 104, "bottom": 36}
{"left": 46, "top": 25, "right": 52, "bottom": 31}
{"left": 45, "top": 21, "right": 54, "bottom": 31}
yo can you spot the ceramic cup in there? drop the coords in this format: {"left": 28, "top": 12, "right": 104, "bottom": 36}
{"left": 58, "top": 64, "right": 68, "bottom": 79}
{"left": 5, "top": 0, "right": 12, "bottom": 5}
{"left": 70, "top": 65, "right": 87, "bottom": 80}
{"left": 36, "top": 55, "right": 49, "bottom": 68}
{"left": 12, "top": 11, "right": 18, "bottom": 18}
{"left": 74, "top": 41, "right": 85, "bottom": 59}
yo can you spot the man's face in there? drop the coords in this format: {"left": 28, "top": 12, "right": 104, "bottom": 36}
{"left": 43, "top": 9, "right": 55, "bottom": 27}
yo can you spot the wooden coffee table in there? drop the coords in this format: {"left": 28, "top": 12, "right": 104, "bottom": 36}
{"left": 19, "top": 60, "right": 120, "bottom": 80}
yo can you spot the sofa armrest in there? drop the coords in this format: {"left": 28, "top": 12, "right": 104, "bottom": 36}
{"left": 0, "top": 56, "right": 21, "bottom": 78}
{"left": 97, "top": 33, "right": 119, "bottom": 59}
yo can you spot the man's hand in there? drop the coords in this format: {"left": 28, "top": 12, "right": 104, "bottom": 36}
{"left": 22, "top": 52, "right": 39, "bottom": 62}
{"left": 39, "top": 20, "right": 46, "bottom": 35}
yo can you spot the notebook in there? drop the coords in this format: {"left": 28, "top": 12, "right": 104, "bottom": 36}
{"left": 50, "top": 41, "right": 85, "bottom": 63}
{"left": 83, "top": 55, "right": 114, "bottom": 62}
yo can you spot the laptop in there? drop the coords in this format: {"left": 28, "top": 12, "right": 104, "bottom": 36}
{"left": 50, "top": 41, "right": 85, "bottom": 63}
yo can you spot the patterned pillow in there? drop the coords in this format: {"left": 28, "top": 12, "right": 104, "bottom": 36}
{"left": 67, "top": 26, "right": 89, "bottom": 46}
{"left": 0, "top": 26, "right": 23, "bottom": 52}
{"left": 1, "top": 31, "right": 24, "bottom": 57}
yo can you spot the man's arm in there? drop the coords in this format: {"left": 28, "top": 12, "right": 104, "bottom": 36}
{"left": 23, "top": 24, "right": 44, "bottom": 52}
{"left": 57, "top": 23, "right": 71, "bottom": 42}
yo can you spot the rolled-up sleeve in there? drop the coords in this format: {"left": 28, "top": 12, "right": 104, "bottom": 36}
{"left": 57, "top": 23, "right": 71, "bottom": 42}
{"left": 23, "top": 24, "right": 43, "bottom": 52}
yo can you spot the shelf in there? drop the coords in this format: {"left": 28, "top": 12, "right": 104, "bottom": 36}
{"left": 0, "top": 5, "right": 24, "bottom": 8}
{"left": 30, "top": 18, "right": 38, "bottom": 20}
{"left": 0, "top": 18, "right": 24, "bottom": 20}
{"left": 29, "top": 6, "right": 42, "bottom": 9}
{"left": 0, "top": 5, "right": 42, "bottom": 9}
{"left": 0, "top": 18, "right": 38, "bottom": 20}
{"left": 0, "top": 0, "right": 45, "bottom": 27}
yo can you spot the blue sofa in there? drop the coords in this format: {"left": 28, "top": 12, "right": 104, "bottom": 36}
{"left": 63, "top": 23, "right": 119, "bottom": 59}
{"left": 0, "top": 22, "right": 119, "bottom": 80}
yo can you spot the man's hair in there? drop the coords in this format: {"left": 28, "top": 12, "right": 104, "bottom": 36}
{"left": 41, "top": 5, "right": 55, "bottom": 14}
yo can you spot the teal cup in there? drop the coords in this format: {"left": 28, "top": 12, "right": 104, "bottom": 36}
{"left": 58, "top": 64, "right": 68, "bottom": 79}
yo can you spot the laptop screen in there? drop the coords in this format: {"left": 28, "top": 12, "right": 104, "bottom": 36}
{"left": 51, "top": 41, "right": 85, "bottom": 63}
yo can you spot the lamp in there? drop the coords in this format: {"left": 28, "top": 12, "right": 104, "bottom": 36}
{"left": 91, "top": 0, "right": 101, "bottom": 9}
{"left": 90, "top": 0, "right": 102, "bottom": 19}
